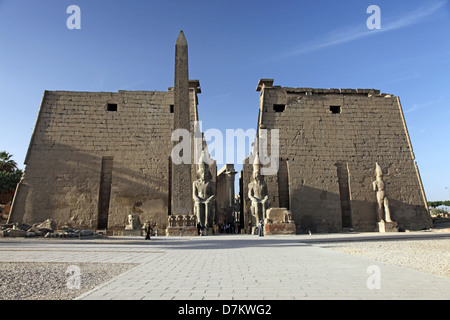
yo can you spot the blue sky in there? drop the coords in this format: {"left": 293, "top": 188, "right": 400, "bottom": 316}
{"left": 0, "top": 0, "right": 449, "bottom": 201}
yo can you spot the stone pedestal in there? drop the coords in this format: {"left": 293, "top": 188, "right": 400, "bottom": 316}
{"left": 264, "top": 223, "right": 296, "bottom": 235}
{"left": 165, "top": 214, "right": 199, "bottom": 236}
{"left": 123, "top": 229, "right": 142, "bottom": 237}
{"left": 377, "top": 221, "right": 398, "bottom": 233}
{"left": 166, "top": 226, "right": 198, "bottom": 236}
{"left": 262, "top": 208, "right": 296, "bottom": 235}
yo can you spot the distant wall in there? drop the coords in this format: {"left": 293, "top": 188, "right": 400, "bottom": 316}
{"left": 216, "top": 164, "right": 237, "bottom": 225}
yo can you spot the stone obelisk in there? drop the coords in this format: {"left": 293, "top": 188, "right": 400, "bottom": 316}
{"left": 172, "top": 30, "right": 192, "bottom": 215}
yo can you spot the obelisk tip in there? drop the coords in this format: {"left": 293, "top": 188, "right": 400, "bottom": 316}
{"left": 176, "top": 30, "right": 187, "bottom": 46}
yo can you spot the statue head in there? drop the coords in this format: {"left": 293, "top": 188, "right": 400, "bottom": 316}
{"left": 252, "top": 152, "right": 263, "bottom": 182}
{"left": 197, "top": 150, "right": 212, "bottom": 181}
{"left": 198, "top": 167, "right": 212, "bottom": 181}
{"left": 252, "top": 170, "right": 262, "bottom": 182}
{"left": 375, "top": 162, "right": 383, "bottom": 179}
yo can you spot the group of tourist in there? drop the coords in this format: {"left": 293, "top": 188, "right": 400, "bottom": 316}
{"left": 218, "top": 222, "right": 240, "bottom": 234}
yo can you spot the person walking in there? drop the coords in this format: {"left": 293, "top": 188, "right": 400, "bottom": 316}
{"left": 258, "top": 220, "right": 264, "bottom": 237}
{"left": 144, "top": 222, "right": 153, "bottom": 240}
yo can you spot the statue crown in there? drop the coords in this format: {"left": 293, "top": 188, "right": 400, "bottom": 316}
{"left": 375, "top": 162, "right": 383, "bottom": 177}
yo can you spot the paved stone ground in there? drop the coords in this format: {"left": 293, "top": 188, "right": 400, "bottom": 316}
{"left": 1, "top": 232, "right": 449, "bottom": 300}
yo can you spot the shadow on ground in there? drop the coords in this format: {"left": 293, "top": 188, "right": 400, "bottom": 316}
{"left": 1, "top": 232, "right": 449, "bottom": 251}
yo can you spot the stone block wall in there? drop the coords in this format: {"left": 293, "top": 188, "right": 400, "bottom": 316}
{"left": 9, "top": 88, "right": 205, "bottom": 233}
{"left": 243, "top": 81, "right": 432, "bottom": 233}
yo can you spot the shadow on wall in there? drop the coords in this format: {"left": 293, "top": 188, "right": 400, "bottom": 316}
{"left": 241, "top": 181, "right": 432, "bottom": 234}
{"left": 9, "top": 142, "right": 170, "bottom": 230}
{"left": 288, "top": 185, "right": 432, "bottom": 234}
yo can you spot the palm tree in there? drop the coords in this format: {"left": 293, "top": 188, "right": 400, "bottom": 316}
{"left": 0, "top": 151, "right": 18, "bottom": 173}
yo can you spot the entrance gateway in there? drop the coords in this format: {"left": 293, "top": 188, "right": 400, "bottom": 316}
{"left": 7, "top": 32, "right": 432, "bottom": 235}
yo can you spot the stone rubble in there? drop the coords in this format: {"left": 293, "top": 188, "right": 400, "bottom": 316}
{"left": 0, "top": 218, "right": 100, "bottom": 238}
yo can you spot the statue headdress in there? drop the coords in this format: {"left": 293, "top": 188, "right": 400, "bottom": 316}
{"left": 252, "top": 152, "right": 261, "bottom": 177}
{"left": 375, "top": 162, "right": 383, "bottom": 178}
{"left": 197, "top": 150, "right": 212, "bottom": 180}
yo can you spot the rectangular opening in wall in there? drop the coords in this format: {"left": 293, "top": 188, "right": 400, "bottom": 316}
{"left": 98, "top": 156, "right": 113, "bottom": 229}
{"left": 168, "top": 156, "right": 172, "bottom": 216}
{"left": 330, "top": 106, "right": 341, "bottom": 114}
{"left": 278, "top": 158, "right": 290, "bottom": 210}
{"left": 107, "top": 103, "right": 118, "bottom": 112}
{"left": 170, "top": 105, "right": 174, "bottom": 113}
{"left": 336, "top": 161, "right": 352, "bottom": 229}
{"left": 273, "top": 104, "right": 286, "bottom": 112}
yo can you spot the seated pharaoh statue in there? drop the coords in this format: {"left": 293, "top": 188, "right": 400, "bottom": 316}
{"left": 248, "top": 153, "right": 269, "bottom": 225}
{"left": 193, "top": 151, "right": 215, "bottom": 236}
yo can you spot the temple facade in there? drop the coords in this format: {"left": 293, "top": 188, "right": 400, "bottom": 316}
{"left": 8, "top": 35, "right": 432, "bottom": 235}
